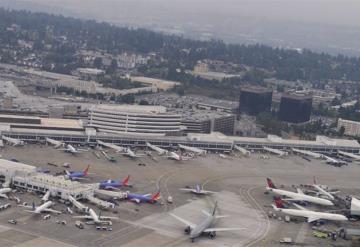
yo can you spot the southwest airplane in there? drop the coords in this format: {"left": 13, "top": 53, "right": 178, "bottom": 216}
{"left": 170, "top": 202, "right": 245, "bottom": 242}
{"left": 73, "top": 208, "right": 118, "bottom": 225}
{"left": 0, "top": 188, "right": 12, "bottom": 199}
{"left": 272, "top": 197, "right": 347, "bottom": 223}
{"left": 146, "top": 142, "right": 168, "bottom": 155}
{"left": 99, "top": 175, "right": 132, "bottom": 190}
{"left": 126, "top": 191, "right": 161, "bottom": 204}
{"left": 65, "top": 165, "right": 90, "bottom": 180}
{"left": 21, "top": 201, "right": 61, "bottom": 214}
{"left": 2, "top": 136, "right": 24, "bottom": 146}
{"left": 45, "top": 138, "right": 65, "bottom": 148}
{"left": 180, "top": 184, "right": 216, "bottom": 195}
{"left": 266, "top": 178, "right": 333, "bottom": 206}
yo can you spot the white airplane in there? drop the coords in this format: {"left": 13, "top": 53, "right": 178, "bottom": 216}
{"left": 309, "top": 177, "right": 338, "bottom": 201}
{"left": 338, "top": 150, "right": 360, "bottom": 161}
{"left": 45, "top": 138, "right": 65, "bottom": 148}
{"left": 180, "top": 184, "right": 216, "bottom": 195}
{"left": 97, "top": 140, "right": 126, "bottom": 152}
{"left": 41, "top": 190, "right": 51, "bottom": 202}
{"left": 0, "top": 188, "right": 12, "bottom": 199}
{"left": 272, "top": 197, "right": 347, "bottom": 223}
{"left": 166, "top": 151, "right": 191, "bottom": 161}
{"left": 60, "top": 144, "right": 88, "bottom": 154}
{"left": 121, "top": 148, "right": 145, "bottom": 159}
{"left": 170, "top": 202, "right": 245, "bottom": 242}
{"left": 2, "top": 136, "right": 24, "bottom": 146}
{"left": 266, "top": 178, "right": 333, "bottom": 206}
{"left": 21, "top": 201, "right": 61, "bottom": 214}
{"left": 73, "top": 208, "right": 118, "bottom": 225}
{"left": 178, "top": 144, "right": 207, "bottom": 156}
{"left": 146, "top": 142, "right": 168, "bottom": 155}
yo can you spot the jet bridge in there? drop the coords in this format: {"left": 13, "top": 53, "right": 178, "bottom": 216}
{"left": 178, "top": 144, "right": 207, "bottom": 156}
{"left": 234, "top": 145, "right": 250, "bottom": 156}
{"left": 338, "top": 150, "right": 360, "bottom": 161}
{"left": 94, "top": 188, "right": 127, "bottom": 200}
{"left": 85, "top": 194, "right": 115, "bottom": 209}
{"left": 263, "top": 146, "right": 288, "bottom": 156}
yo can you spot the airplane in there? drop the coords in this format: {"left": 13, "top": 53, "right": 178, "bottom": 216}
{"left": 121, "top": 148, "right": 145, "bottom": 159}
{"left": 97, "top": 140, "right": 126, "bottom": 152}
{"left": 2, "top": 136, "right": 24, "bottom": 146}
{"left": 266, "top": 178, "right": 334, "bottom": 206}
{"left": 21, "top": 201, "right": 61, "bottom": 214}
{"left": 179, "top": 184, "right": 216, "bottom": 195}
{"left": 41, "top": 190, "right": 51, "bottom": 202}
{"left": 99, "top": 175, "right": 132, "bottom": 190}
{"left": 178, "top": 144, "right": 207, "bottom": 156}
{"left": 272, "top": 197, "right": 347, "bottom": 223}
{"left": 73, "top": 208, "right": 118, "bottom": 225}
{"left": 170, "top": 202, "right": 245, "bottom": 242}
{"left": 166, "top": 151, "right": 191, "bottom": 161}
{"left": 126, "top": 191, "right": 161, "bottom": 204}
{"left": 65, "top": 165, "right": 90, "bottom": 180}
{"left": 45, "top": 138, "right": 65, "bottom": 148}
{"left": 0, "top": 188, "right": 12, "bottom": 199}
{"left": 60, "top": 144, "right": 88, "bottom": 155}
{"left": 146, "top": 142, "right": 168, "bottom": 155}
{"left": 310, "top": 177, "right": 338, "bottom": 201}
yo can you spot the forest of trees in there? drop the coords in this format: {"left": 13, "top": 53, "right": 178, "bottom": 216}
{"left": 2, "top": 8, "right": 360, "bottom": 84}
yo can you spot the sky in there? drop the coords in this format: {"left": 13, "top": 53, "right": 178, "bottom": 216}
{"left": 2, "top": 0, "right": 360, "bottom": 55}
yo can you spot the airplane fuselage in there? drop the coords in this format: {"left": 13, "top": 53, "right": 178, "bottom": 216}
{"left": 35, "top": 201, "right": 54, "bottom": 214}
{"left": 267, "top": 187, "right": 333, "bottom": 206}
{"left": 277, "top": 208, "right": 347, "bottom": 222}
{"left": 190, "top": 216, "right": 215, "bottom": 239}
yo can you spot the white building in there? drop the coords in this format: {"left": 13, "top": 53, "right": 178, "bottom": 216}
{"left": 88, "top": 105, "right": 182, "bottom": 136}
{"left": 338, "top": 118, "right": 360, "bottom": 136}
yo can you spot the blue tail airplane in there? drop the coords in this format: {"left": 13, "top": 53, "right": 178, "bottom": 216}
{"left": 65, "top": 165, "right": 90, "bottom": 181}
{"left": 126, "top": 191, "right": 161, "bottom": 204}
{"left": 99, "top": 175, "right": 132, "bottom": 190}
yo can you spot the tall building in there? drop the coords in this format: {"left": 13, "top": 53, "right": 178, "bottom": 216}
{"left": 338, "top": 118, "right": 360, "bottom": 136}
{"left": 88, "top": 105, "right": 182, "bottom": 136}
{"left": 239, "top": 86, "right": 273, "bottom": 115}
{"left": 278, "top": 94, "right": 312, "bottom": 123}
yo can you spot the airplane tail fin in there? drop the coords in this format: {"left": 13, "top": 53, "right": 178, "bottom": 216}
{"left": 267, "top": 178, "right": 276, "bottom": 189}
{"left": 273, "top": 197, "right": 285, "bottom": 208}
{"left": 212, "top": 201, "right": 218, "bottom": 216}
{"left": 313, "top": 176, "right": 317, "bottom": 185}
{"left": 122, "top": 175, "right": 130, "bottom": 186}
{"left": 32, "top": 202, "right": 35, "bottom": 210}
{"left": 150, "top": 191, "right": 161, "bottom": 202}
{"left": 83, "top": 165, "right": 90, "bottom": 176}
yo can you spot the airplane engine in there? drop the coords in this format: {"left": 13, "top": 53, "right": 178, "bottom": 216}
{"left": 184, "top": 226, "right": 191, "bottom": 234}
{"left": 209, "top": 231, "right": 216, "bottom": 239}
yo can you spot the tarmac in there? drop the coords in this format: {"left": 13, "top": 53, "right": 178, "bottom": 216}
{"left": 0, "top": 144, "right": 359, "bottom": 246}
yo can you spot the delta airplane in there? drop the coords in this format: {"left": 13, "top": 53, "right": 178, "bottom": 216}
{"left": 45, "top": 138, "right": 65, "bottom": 148}
{"left": 266, "top": 178, "right": 333, "bottom": 206}
{"left": 60, "top": 144, "right": 88, "bottom": 155}
{"left": 73, "top": 208, "right": 118, "bottom": 225}
{"left": 2, "top": 136, "right": 24, "bottom": 146}
{"left": 272, "top": 197, "right": 347, "bottom": 223}
{"left": 180, "top": 184, "right": 216, "bottom": 195}
{"left": 170, "top": 202, "right": 245, "bottom": 242}
{"left": 310, "top": 177, "right": 338, "bottom": 201}
{"left": 65, "top": 165, "right": 90, "bottom": 180}
{"left": 126, "top": 191, "right": 161, "bottom": 204}
{"left": 146, "top": 142, "right": 168, "bottom": 155}
{"left": 0, "top": 188, "right": 12, "bottom": 199}
{"left": 21, "top": 201, "right": 61, "bottom": 214}
{"left": 99, "top": 175, "right": 132, "bottom": 190}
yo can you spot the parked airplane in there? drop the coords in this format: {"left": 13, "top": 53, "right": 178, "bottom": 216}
{"left": 266, "top": 178, "right": 333, "bottom": 206}
{"left": 0, "top": 188, "right": 12, "bottom": 199}
{"left": 73, "top": 208, "right": 118, "bottom": 225}
{"left": 338, "top": 150, "right": 360, "bottom": 161}
{"left": 310, "top": 177, "right": 337, "bottom": 201}
{"left": 178, "top": 144, "right": 207, "bottom": 156}
{"left": 41, "top": 190, "right": 51, "bottom": 202}
{"left": 121, "top": 148, "right": 145, "bottom": 159}
{"left": 21, "top": 201, "right": 61, "bottom": 214}
{"left": 60, "top": 144, "right": 87, "bottom": 155}
{"left": 146, "top": 142, "right": 168, "bottom": 155}
{"left": 180, "top": 184, "right": 216, "bottom": 195}
{"left": 2, "top": 136, "right": 24, "bottom": 146}
{"left": 99, "top": 175, "right": 132, "bottom": 190}
{"left": 126, "top": 191, "right": 161, "bottom": 204}
{"left": 272, "top": 197, "right": 347, "bottom": 223}
{"left": 97, "top": 140, "right": 125, "bottom": 152}
{"left": 45, "top": 138, "right": 65, "bottom": 148}
{"left": 170, "top": 202, "right": 245, "bottom": 242}
{"left": 65, "top": 165, "right": 90, "bottom": 180}
{"left": 167, "top": 152, "right": 191, "bottom": 161}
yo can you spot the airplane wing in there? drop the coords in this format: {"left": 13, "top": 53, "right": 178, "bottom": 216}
{"left": 0, "top": 194, "right": 9, "bottom": 199}
{"left": 201, "top": 210, "right": 211, "bottom": 216}
{"left": 43, "top": 208, "right": 62, "bottom": 214}
{"left": 215, "top": 215, "right": 230, "bottom": 219}
{"left": 73, "top": 215, "right": 92, "bottom": 219}
{"left": 203, "top": 227, "right": 246, "bottom": 232}
{"left": 99, "top": 216, "right": 119, "bottom": 220}
{"left": 201, "top": 190, "right": 216, "bottom": 194}
{"left": 169, "top": 213, "right": 196, "bottom": 228}
{"left": 307, "top": 217, "right": 320, "bottom": 223}
{"left": 296, "top": 188, "right": 304, "bottom": 194}
{"left": 179, "top": 188, "right": 195, "bottom": 192}
{"left": 293, "top": 203, "right": 307, "bottom": 211}
{"left": 104, "top": 186, "right": 121, "bottom": 191}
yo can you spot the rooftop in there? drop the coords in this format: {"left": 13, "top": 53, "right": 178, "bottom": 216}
{"left": 90, "top": 104, "right": 171, "bottom": 114}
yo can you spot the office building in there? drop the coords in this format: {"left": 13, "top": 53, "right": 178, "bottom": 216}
{"left": 239, "top": 86, "right": 273, "bottom": 115}
{"left": 338, "top": 118, "right": 360, "bottom": 136}
{"left": 279, "top": 94, "right": 312, "bottom": 123}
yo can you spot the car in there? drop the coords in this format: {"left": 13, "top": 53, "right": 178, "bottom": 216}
{"left": 43, "top": 214, "right": 51, "bottom": 220}
{"left": 75, "top": 221, "right": 84, "bottom": 229}
{"left": 313, "top": 231, "right": 328, "bottom": 238}
{"left": 8, "top": 219, "right": 17, "bottom": 224}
